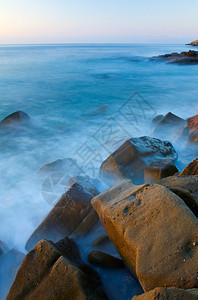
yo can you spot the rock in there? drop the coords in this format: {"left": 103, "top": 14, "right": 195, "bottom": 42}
{"left": 91, "top": 234, "right": 110, "bottom": 247}
{"left": 187, "top": 114, "right": 198, "bottom": 143}
{"left": 88, "top": 250, "right": 124, "bottom": 269}
{"left": 0, "top": 240, "right": 9, "bottom": 256}
{"left": 0, "top": 249, "right": 25, "bottom": 300}
{"left": 187, "top": 114, "right": 198, "bottom": 133}
{"left": 159, "top": 175, "right": 198, "bottom": 211}
{"left": 91, "top": 180, "right": 198, "bottom": 292}
{"left": 132, "top": 287, "right": 198, "bottom": 300}
{"left": 152, "top": 112, "right": 185, "bottom": 139}
{"left": 7, "top": 237, "right": 107, "bottom": 300}
{"left": 100, "top": 136, "right": 177, "bottom": 183}
{"left": 25, "top": 182, "right": 99, "bottom": 251}
{"left": 38, "top": 158, "right": 78, "bottom": 174}
{"left": 180, "top": 158, "right": 198, "bottom": 175}
{"left": 187, "top": 40, "right": 198, "bottom": 46}
{"left": 0, "top": 111, "right": 31, "bottom": 127}
{"left": 150, "top": 115, "right": 164, "bottom": 128}
{"left": 144, "top": 159, "right": 178, "bottom": 183}
{"left": 150, "top": 50, "right": 198, "bottom": 64}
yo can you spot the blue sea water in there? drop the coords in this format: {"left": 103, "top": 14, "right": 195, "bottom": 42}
{"left": 0, "top": 43, "right": 198, "bottom": 299}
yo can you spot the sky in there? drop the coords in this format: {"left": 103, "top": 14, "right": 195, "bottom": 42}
{"left": 0, "top": 0, "right": 197, "bottom": 44}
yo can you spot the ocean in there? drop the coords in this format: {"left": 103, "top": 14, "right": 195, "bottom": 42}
{"left": 0, "top": 43, "right": 198, "bottom": 299}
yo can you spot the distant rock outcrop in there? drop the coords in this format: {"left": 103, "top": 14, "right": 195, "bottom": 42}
{"left": 187, "top": 40, "right": 198, "bottom": 46}
{"left": 150, "top": 50, "right": 198, "bottom": 64}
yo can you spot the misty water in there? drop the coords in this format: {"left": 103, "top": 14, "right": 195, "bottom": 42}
{"left": 0, "top": 43, "right": 198, "bottom": 299}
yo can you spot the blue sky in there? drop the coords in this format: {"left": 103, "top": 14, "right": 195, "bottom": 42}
{"left": 0, "top": 0, "right": 197, "bottom": 44}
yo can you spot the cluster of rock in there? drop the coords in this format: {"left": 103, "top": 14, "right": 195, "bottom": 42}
{"left": 1, "top": 110, "right": 198, "bottom": 299}
{"left": 150, "top": 50, "right": 198, "bottom": 64}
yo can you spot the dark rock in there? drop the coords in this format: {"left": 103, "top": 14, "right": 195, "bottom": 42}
{"left": 25, "top": 182, "right": 99, "bottom": 251}
{"left": 152, "top": 112, "right": 185, "bottom": 139}
{"left": 7, "top": 237, "right": 107, "bottom": 300}
{"left": 159, "top": 175, "right": 198, "bottom": 208}
{"left": 100, "top": 136, "right": 177, "bottom": 183}
{"left": 150, "top": 50, "right": 198, "bottom": 64}
{"left": 38, "top": 158, "right": 78, "bottom": 174}
{"left": 91, "top": 234, "right": 110, "bottom": 247}
{"left": 88, "top": 250, "right": 124, "bottom": 269}
{"left": 150, "top": 115, "right": 164, "bottom": 128}
{"left": 132, "top": 287, "right": 198, "bottom": 300}
{"left": 0, "top": 240, "right": 9, "bottom": 256}
{"left": 0, "top": 111, "right": 30, "bottom": 127}
{"left": 180, "top": 158, "right": 198, "bottom": 175}
{"left": 144, "top": 159, "right": 178, "bottom": 183}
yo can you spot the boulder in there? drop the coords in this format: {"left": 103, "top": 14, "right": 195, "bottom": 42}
{"left": 150, "top": 115, "right": 164, "bottom": 128}
{"left": 100, "top": 136, "right": 177, "bottom": 183}
{"left": 25, "top": 182, "right": 99, "bottom": 251}
{"left": 0, "top": 111, "right": 30, "bottom": 127}
{"left": 132, "top": 287, "right": 198, "bottom": 300}
{"left": 159, "top": 175, "right": 198, "bottom": 215}
{"left": 187, "top": 114, "right": 198, "bottom": 133}
{"left": 144, "top": 159, "right": 178, "bottom": 183}
{"left": 7, "top": 237, "right": 107, "bottom": 300}
{"left": 180, "top": 159, "right": 198, "bottom": 175}
{"left": 150, "top": 50, "right": 198, "bottom": 64}
{"left": 91, "top": 179, "right": 198, "bottom": 292}
{"left": 187, "top": 114, "right": 198, "bottom": 143}
{"left": 152, "top": 112, "right": 185, "bottom": 139}
{"left": 38, "top": 158, "right": 78, "bottom": 175}
{"left": 88, "top": 250, "right": 124, "bottom": 269}
{"left": 91, "top": 234, "right": 110, "bottom": 247}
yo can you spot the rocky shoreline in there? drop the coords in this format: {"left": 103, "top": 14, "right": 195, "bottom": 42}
{"left": 0, "top": 109, "right": 198, "bottom": 300}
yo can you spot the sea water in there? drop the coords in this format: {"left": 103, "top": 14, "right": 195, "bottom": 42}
{"left": 0, "top": 43, "right": 198, "bottom": 299}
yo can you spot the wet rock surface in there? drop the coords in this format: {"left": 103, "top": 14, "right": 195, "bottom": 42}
{"left": 7, "top": 237, "right": 107, "bottom": 300}
{"left": 25, "top": 182, "right": 99, "bottom": 251}
{"left": 144, "top": 159, "right": 178, "bottom": 183}
{"left": 150, "top": 50, "right": 198, "bottom": 64}
{"left": 132, "top": 287, "right": 198, "bottom": 300}
{"left": 88, "top": 250, "right": 124, "bottom": 269}
{"left": 100, "top": 136, "right": 177, "bottom": 183}
{"left": 92, "top": 179, "right": 198, "bottom": 292}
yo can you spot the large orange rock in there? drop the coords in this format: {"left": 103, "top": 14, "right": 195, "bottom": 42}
{"left": 7, "top": 237, "right": 107, "bottom": 300}
{"left": 100, "top": 136, "right": 177, "bottom": 183}
{"left": 25, "top": 182, "right": 98, "bottom": 251}
{"left": 132, "top": 287, "right": 198, "bottom": 300}
{"left": 91, "top": 179, "right": 198, "bottom": 292}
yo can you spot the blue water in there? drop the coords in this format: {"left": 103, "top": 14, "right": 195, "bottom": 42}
{"left": 0, "top": 43, "right": 198, "bottom": 299}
